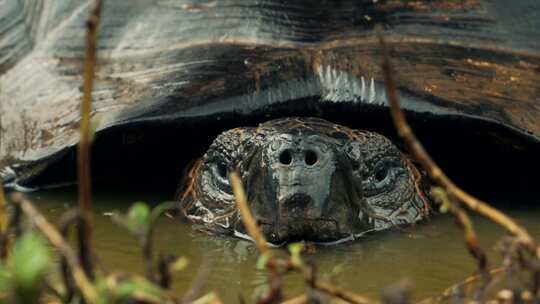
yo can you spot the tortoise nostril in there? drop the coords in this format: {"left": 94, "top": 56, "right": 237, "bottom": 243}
{"left": 305, "top": 150, "right": 318, "bottom": 166}
{"left": 279, "top": 150, "right": 292, "bottom": 165}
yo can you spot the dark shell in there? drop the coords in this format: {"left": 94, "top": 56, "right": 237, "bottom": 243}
{"left": 1, "top": 0, "right": 539, "bottom": 188}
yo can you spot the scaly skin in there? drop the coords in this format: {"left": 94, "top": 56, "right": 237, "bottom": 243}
{"left": 178, "top": 117, "right": 431, "bottom": 245}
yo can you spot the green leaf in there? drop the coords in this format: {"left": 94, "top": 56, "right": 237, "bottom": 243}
{"left": 114, "top": 281, "right": 138, "bottom": 299}
{"left": 96, "top": 275, "right": 165, "bottom": 303}
{"left": 288, "top": 242, "right": 304, "bottom": 267}
{"left": 149, "top": 201, "right": 176, "bottom": 225}
{"left": 432, "top": 187, "right": 450, "bottom": 214}
{"left": 256, "top": 253, "right": 272, "bottom": 270}
{"left": 0, "top": 263, "right": 11, "bottom": 294}
{"left": 113, "top": 202, "right": 151, "bottom": 235}
{"left": 331, "top": 264, "right": 345, "bottom": 276}
{"left": 439, "top": 203, "right": 449, "bottom": 214}
{"left": 193, "top": 292, "right": 221, "bottom": 304}
{"left": 10, "top": 232, "right": 50, "bottom": 303}
{"left": 113, "top": 201, "right": 175, "bottom": 238}
{"left": 11, "top": 233, "right": 50, "bottom": 287}
{"left": 169, "top": 256, "right": 189, "bottom": 272}
{"left": 114, "top": 278, "right": 163, "bottom": 302}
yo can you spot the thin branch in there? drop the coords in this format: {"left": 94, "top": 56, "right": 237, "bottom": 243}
{"left": 312, "top": 281, "right": 371, "bottom": 304}
{"left": 257, "top": 261, "right": 283, "bottom": 304}
{"left": 223, "top": 184, "right": 284, "bottom": 304}
{"left": 0, "top": 183, "right": 6, "bottom": 232}
{"left": 182, "top": 257, "right": 211, "bottom": 304}
{"left": 58, "top": 209, "right": 81, "bottom": 303}
{"left": 440, "top": 267, "right": 506, "bottom": 298}
{"left": 10, "top": 193, "right": 97, "bottom": 303}
{"left": 229, "top": 171, "right": 269, "bottom": 256}
{"left": 282, "top": 294, "right": 307, "bottom": 304}
{"left": 77, "top": 0, "right": 103, "bottom": 279}
{"left": 141, "top": 233, "right": 155, "bottom": 283}
{"left": 105, "top": 271, "right": 181, "bottom": 303}
{"left": 146, "top": 201, "right": 177, "bottom": 284}
{"left": 157, "top": 254, "right": 176, "bottom": 289}
{"left": 432, "top": 188, "right": 491, "bottom": 300}
{"left": 9, "top": 200, "right": 22, "bottom": 238}
{"left": 433, "top": 189, "right": 489, "bottom": 275}
{"left": 0, "top": 183, "right": 8, "bottom": 259}
{"left": 454, "top": 207, "right": 489, "bottom": 274}
{"left": 377, "top": 31, "right": 538, "bottom": 257}
{"left": 104, "top": 274, "right": 176, "bottom": 303}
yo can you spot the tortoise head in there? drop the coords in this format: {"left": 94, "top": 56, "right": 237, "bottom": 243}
{"left": 178, "top": 117, "right": 430, "bottom": 245}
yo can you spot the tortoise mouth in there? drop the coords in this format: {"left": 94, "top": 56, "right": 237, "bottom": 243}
{"left": 231, "top": 212, "right": 388, "bottom": 245}
{"left": 238, "top": 216, "right": 357, "bottom": 245}
{"left": 278, "top": 193, "right": 315, "bottom": 218}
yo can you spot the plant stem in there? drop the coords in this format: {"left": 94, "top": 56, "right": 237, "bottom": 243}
{"left": 229, "top": 171, "right": 269, "bottom": 256}
{"left": 77, "top": 0, "right": 102, "bottom": 279}
{"left": 377, "top": 31, "right": 538, "bottom": 257}
{"left": 0, "top": 183, "right": 7, "bottom": 259}
{"left": 11, "top": 193, "right": 97, "bottom": 303}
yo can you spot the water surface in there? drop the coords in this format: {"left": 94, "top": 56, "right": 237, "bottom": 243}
{"left": 26, "top": 188, "right": 540, "bottom": 302}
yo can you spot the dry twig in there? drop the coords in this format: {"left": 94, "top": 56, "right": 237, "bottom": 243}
{"left": 313, "top": 281, "right": 371, "bottom": 304}
{"left": 183, "top": 257, "right": 212, "bottom": 304}
{"left": 77, "top": 0, "right": 103, "bottom": 278}
{"left": 432, "top": 188, "right": 490, "bottom": 292}
{"left": 230, "top": 171, "right": 269, "bottom": 255}
{"left": 282, "top": 294, "right": 308, "bottom": 304}
{"left": 441, "top": 267, "right": 506, "bottom": 298}
{"left": 0, "top": 183, "right": 7, "bottom": 259}
{"left": 377, "top": 32, "right": 538, "bottom": 257}
{"left": 58, "top": 210, "right": 81, "bottom": 302}
{"left": 10, "top": 193, "right": 97, "bottom": 303}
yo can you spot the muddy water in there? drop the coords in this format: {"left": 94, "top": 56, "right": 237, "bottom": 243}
{"left": 27, "top": 188, "right": 540, "bottom": 302}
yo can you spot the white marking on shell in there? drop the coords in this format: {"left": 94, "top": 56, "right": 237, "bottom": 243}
{"left": 369, "top": 77, "right": 376, "bottom": 104}
{"left": 314, "top": 65, "right": 388, "bottom": 106}
{"left": 360, "top": 76, "right": 366, "bottom": 101}
{"left": 318, "top": 65, "right": 365, "bottom": 103}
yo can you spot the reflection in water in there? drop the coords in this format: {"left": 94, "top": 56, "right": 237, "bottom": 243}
{"left": 26, "top": 188, "right": 540, "bottom": 302}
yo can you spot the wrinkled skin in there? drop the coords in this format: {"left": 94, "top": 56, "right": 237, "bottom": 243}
{"left": 178, "top": 117, "right": 430, "bottom": 245}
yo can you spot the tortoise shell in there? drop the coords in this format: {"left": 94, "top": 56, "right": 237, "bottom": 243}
{"left": 0, "top": 0, "right": 538, "bottom": 189}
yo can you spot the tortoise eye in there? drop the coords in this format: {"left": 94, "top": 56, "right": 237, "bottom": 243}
{"left": 212, "top": 162, "right": 231, "bottom": 187}
{"left": 216, "top": 163, "right": 228, "bottom": 179}
{"left": 362, "top": 159, "right": 404, "bottom": 195}
{"left": 374, "top": 165, "right": 389, "bottom": 183}
{"left": 372, "top": 160, "right": 398, "bottom": 188}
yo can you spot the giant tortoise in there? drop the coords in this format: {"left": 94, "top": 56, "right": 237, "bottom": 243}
{"left": 0, "top": 1, "right": 539, "bottom": 243}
